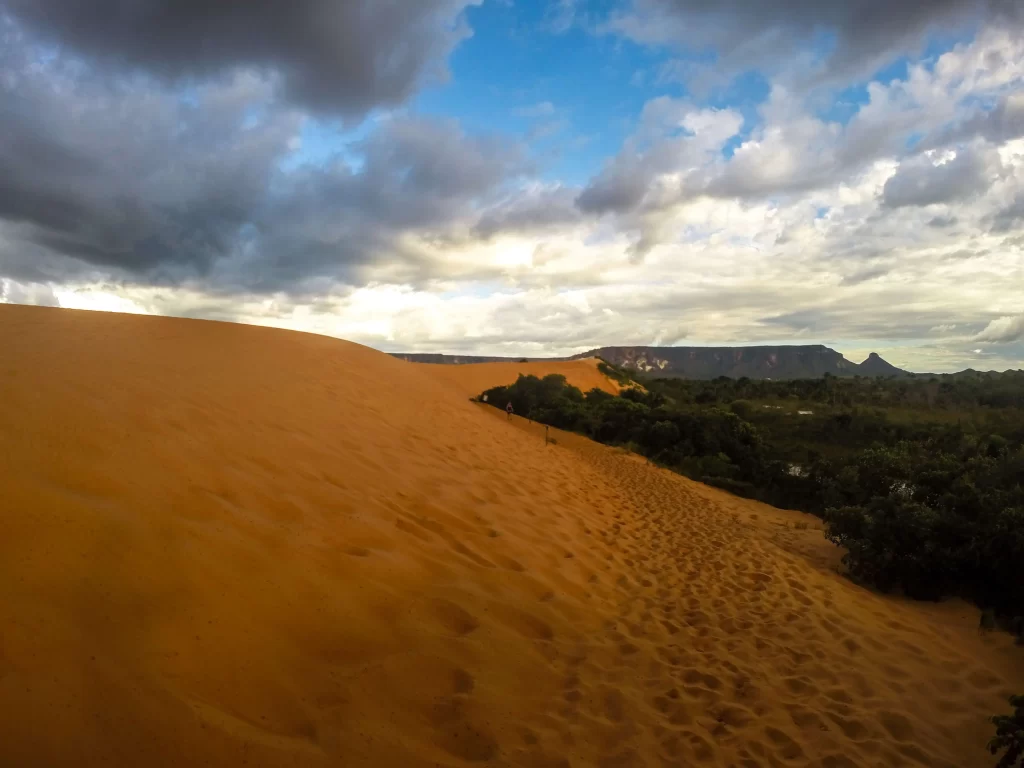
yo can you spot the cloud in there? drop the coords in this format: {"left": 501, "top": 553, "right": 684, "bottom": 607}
{"left": 974, "top": 314, "right": 1024, "bottom": 342}
{"left": 569, "top": 23, "right": 1024, "bottom": 270}
{"left": 577, "top": 100, "right": 742, "bottom": 215}
{"left": 924, "top": 92, "right": 1024, "bottom": 148}
{"left": 252, "top": 117, "right": 529, "bottom": 289}
{"left": 576, "top": 158, "right": 652, "bottom": 215}
{"left": 881, "top": 145, "right": 1000, "bottom": 208}
{"left": 0, "top": 23, "right": 298, "bottom": 282}
{"left": 473, "top": 185, "right": 582, "bottom": 239}
{"left": 608, "top": 0, "right": 1022, "bottom": 85}
{"left": 0, "top": 278, "right": 59, "bottom": 307}
{"left": 0, "top": 21, "right": 529, "bottom": 292}
{"left": 991, "top": 194, "right": 1024, "bottom": 232}
{"left": 0, "top": 0, "right": 478, "bottom": 117}
{"left": 705, "top": 88, "right": 848, "bottom": 199}
{"left": 544, "top": 0, "right": 580, "bottom": 34}
{"left": 840, "top": 266, "right": 888, "bottom": 285}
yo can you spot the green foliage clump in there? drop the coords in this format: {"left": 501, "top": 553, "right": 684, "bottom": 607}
{"left": 729, "top": 399, "right": 755, "bottom": 420}
{"left": 990, "top": 695, "right": 1024, "bottom": 768}
{"left": 821, "top": 442, "right": 1024, "bottom": 613}
{"left": 597, "top": 359, "right": 636, "bottom": 386}
{"left": 482, "top": 374, "right": 591, "bottom": 431}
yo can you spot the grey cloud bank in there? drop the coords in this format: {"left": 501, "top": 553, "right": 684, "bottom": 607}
{"left": 2, "top": 0, "right": 478, "bottom": 116}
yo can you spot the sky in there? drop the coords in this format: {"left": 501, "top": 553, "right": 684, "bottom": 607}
{"left": 1, "top": 0, "right": 1022, "bottom": 373}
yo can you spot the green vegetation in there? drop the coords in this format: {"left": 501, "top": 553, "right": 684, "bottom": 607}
{"left": 596, "top": 358, "right": 637, "bottom": 387}
{"left": 990, "top": 695, "right": 1024, "bottom": 767}
{"left": 481, "top": 371, "right": 1024, "bottom": 623}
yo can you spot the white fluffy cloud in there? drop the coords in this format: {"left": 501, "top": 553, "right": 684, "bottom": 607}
{"left": 974, "top": 314, "right": 1024, "bottom": 343}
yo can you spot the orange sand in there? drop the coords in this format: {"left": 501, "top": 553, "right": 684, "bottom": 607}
{"left": 1, "top": 304, "right": 1021, "bottom": 768}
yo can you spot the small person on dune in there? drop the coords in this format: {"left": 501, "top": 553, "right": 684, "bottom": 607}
{"left": 506, "top": 401, "right": 514, "bottom": 421}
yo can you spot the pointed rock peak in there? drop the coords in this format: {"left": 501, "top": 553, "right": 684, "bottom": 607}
{"left": 857, "top": 352, "right": 907, "bottom": 377}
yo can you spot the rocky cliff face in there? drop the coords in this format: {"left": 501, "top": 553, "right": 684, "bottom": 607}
{"left": 392, "top": 346, "right": 907, "bottom": 379}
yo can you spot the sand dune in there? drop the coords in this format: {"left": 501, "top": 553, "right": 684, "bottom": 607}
{"left": 1, "top": 304, "right": 1021, "bottom": 768}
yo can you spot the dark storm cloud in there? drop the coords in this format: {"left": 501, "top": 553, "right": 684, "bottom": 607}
{"left": 0, "top": 22, "right": 294, "bottom": 281}
{"left": 1, "top": 0, "right": 477, "bottom": 116}
{"left": 612, "top": 0, "right": 1021, "bottom": 83}
{"left": 248, "top": 117, "right": 527, "bottom": 289}
{"left": 576, "top": 162, "right": 651, "bottom": 214}
{"left": 0, "top": 20, "right": 527, "bottom": 292}
{"left": 881, "top": 145, "right": 999, "bottom": 208}
{"left": 473, "top": 186, "right": 582, "bottom": 240}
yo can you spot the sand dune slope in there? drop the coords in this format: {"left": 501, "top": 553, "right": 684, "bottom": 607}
{"left": 1, "top": 305, "right": 1021, "bottom": 768}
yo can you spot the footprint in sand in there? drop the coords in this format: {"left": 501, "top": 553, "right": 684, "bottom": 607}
{"left": 764, "top": 725, "right": 807, "bottom": 760}
{"left": 426, "top": 598, "right": 480, "bottom": 637}
{"left": 488, "top": 602, "right": 555, "bottom": 641}
{"left": 429, "top": 704, "right": 499, "bottom": 763}
{"left": 878, "top": 710, "right": 914, "bottom": 741}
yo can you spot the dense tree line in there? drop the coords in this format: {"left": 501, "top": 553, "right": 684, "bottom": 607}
{"left": 653, "top": 369, "right": 1024, "bottom": 410}
{"left": 480, "top": 368, "right": 1024, "bottom": 623}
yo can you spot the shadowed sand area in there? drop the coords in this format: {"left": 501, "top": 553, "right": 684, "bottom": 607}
{"left": 1, "top": 304, "right": 1022, "bottom": 767}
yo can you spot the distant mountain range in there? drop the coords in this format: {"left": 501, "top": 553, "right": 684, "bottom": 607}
{"left": 391, "top": 345, "right": 911, "bottom": 380}
{"left": 578, "top": 346, "right": 909, "bottom": 380}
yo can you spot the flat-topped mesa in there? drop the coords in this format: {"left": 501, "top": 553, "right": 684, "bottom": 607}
{"left": 392, "top": 345, "right": 908, "bottom": 379}
{"left": 571, "top": 345, "right": 907, "bottom": 379}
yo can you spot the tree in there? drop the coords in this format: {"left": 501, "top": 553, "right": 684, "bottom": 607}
{"left": 989, "top": 695, "right": 1024, "bottom": 768}
{"left": 729, "top": 399, "right": 754, "bottom": 420}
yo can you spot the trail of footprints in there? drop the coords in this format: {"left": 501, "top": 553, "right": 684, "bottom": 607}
{"left": 344, "top": 431, "right": 1012, "bottom": 767}
{"left": 535, "top": 445, "right": 1012, "bottom": 768}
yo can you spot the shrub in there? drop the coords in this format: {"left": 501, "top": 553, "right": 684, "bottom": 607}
{"left": 704, "top": 476, "right": 756, "bottom": 497}
{"left": 729, "top": 399, "right": 755, "bottom": 420}
{"left": 989, "top": 695, "right": 1024, "bottom": 768}
{"left": 824, "top": 499, "right": 948, "bottom": 598}
{"left": 597, "top": 359, "right": 635, "bottom": 386}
